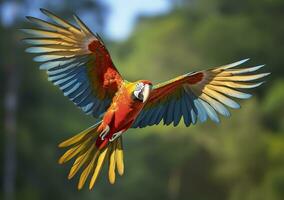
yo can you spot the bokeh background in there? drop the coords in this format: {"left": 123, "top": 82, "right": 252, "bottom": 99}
{"left": 1, "top": 0, "right": 284, "bottom": 200}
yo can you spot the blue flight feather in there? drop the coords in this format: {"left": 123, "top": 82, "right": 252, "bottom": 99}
{"left": 173, "top": 99, "right": 182, "bottom": 126}
{"left": 199, "top": 99, "right": 220, "bottom": 123}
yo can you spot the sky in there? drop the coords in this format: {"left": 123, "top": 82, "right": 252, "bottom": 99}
{"left": 0, "top": 0, "right": 172, "bottom": 41}
{"left": 103, "top": 0, "right": 172, "bottom": 40}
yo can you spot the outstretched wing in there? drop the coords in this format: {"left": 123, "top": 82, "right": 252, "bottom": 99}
{"left": 22, "top": 9, "right": 123, "bottom": 118}
{"left": 132, "top": 59, "right": 269, "bottom": 128}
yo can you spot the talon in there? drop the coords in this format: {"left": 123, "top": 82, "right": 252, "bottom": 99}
{"left": 99, "top": 125, "right": 110, "bottom": 140}
{"left": 109, "top": 131, "right": 123, "bottom": 142}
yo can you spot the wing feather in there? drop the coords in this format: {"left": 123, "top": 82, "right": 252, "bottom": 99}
{"left": 132, "top": 59, "right": 269, "bottom": 128}
{"left": 22, "top": 9, "right": 123, "bottom": 118}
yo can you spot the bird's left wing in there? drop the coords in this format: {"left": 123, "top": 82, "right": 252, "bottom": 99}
{"left": 22, "top": 9, "right": 123, "bottom": 118}
{"left": 132, "top": 59, "right": 269, "bottom": 128}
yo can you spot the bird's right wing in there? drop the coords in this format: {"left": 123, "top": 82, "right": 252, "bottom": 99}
{"left": 22, "top": 9, "right": 123, "bottom": 118}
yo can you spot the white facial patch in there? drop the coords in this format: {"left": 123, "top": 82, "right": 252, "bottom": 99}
{"left": 135, "top": 82, "right": 144, "bottom": 91}
{"left": 134, "top": 82, "right": 145, "bottom": 100}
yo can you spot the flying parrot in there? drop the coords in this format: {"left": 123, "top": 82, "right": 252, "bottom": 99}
{"left": 22, "top": 9, "right": 269, "bottom": 190}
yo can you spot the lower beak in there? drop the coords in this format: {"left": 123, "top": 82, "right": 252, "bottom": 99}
{"left": 142, "top": 84, "right": 151, "bottom": 103}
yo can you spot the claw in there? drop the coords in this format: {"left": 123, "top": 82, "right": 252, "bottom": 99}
{"left": 109, "top": 131, "right": 123, "bottom": 142}
{"left": 99, "top": 125, "right": 110, "bottom": 140}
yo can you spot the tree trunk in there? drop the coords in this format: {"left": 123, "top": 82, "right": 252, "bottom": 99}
{"left": 3, "top": 64, "right": 18, "bottom": 200}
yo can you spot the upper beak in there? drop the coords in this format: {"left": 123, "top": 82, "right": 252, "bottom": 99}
{"left": 142, "top": 84, "right": 151, "bottom": 103}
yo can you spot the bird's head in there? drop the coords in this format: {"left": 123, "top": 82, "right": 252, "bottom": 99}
{"left": 132, "top": 80, "right": 153, "bottom": 103}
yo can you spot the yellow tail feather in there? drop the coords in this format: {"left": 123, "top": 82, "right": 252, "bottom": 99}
{"left": 58, "top": 123, "right": 125, "bottom": 189}
{"left": 115, "top": 137, "right": 124, "bottom": 176}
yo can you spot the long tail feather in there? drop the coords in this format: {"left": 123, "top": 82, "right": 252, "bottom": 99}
{"left": 88, "top": 147, "right": 108, "bottom": 189}
{"left": 58, "top": 122, "right": 125, "bottom": 189}
{"left": 108, "top": 141, "right": 117, "bottom": 184}
{"left": 115, "top": 137, "right": 124, "bottom": 176}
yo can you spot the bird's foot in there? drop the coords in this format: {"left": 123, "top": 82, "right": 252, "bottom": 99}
{"left": 109, "top": 131, "right": 123, "bottom": 142}
{"left": 99, "top": 125, "right": 110, "bottom": 140}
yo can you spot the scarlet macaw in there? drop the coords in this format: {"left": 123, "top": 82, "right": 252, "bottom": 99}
{"left": 22, "top": 9, "right": 269, "bottom": 189}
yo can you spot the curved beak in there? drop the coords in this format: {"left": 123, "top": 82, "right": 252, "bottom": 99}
{"left": 142, "top": 84, "right": 151, "bottom": 103}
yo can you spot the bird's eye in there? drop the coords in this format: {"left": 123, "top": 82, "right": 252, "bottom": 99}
{"left": 135, "top": 82, "right": 144, "bottom": 91}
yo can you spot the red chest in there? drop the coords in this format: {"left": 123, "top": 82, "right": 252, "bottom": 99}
{"left": 96, "top": 83, "right": 145, "bottom": 149}
{"left": 103, "top": 85, "right": 144, "bottom": 132}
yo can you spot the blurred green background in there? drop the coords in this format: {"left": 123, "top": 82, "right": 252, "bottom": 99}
{"left": 1, "top": 0, "right": 284, "bottom": 200}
